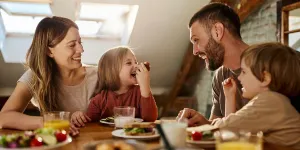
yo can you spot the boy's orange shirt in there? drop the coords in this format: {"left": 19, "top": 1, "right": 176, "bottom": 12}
{"left": 86, "top": 85, "right": 158, "bottom": 122}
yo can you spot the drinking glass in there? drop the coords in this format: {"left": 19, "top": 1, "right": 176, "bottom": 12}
{"left": 114, "top": 106, "right": 135, "bottom": 128}
{"left": 160, "top": 118, "right": 188, "bottom": 147}
{"left": 215, "top": 128, "right": 263, "bottom": 150}
{"left": 43, "top": 111, "right": 70, "bottom": 131}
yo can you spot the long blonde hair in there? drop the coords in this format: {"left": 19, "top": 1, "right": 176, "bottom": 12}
{"left": 26, "top": 16, "right": 78, "bottom": 113}
{"left": 94, "top": 46, "right": 133, "bottom": 94}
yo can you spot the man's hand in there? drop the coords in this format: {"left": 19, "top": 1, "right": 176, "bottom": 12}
{"left": 176, "top": 108, "right": 210, "bottom": 127}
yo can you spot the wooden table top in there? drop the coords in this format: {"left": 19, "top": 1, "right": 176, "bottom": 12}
{"left": 0, "top": 122, "right": 295, "bottom": 150}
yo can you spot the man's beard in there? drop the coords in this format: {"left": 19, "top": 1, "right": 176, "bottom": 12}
{"left": 204, "top": 37, "right": 225, "bottom": 71}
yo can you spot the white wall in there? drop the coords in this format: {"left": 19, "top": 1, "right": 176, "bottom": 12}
{"left": 2, "top": 37, "right": 31, "bottom": 63}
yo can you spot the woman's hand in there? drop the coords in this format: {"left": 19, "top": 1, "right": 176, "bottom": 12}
{"left": 70, "top": 111, "right": 91, "bottom": 127}
{"left": 136, "top": 63, "right": 151, "bottom": 97}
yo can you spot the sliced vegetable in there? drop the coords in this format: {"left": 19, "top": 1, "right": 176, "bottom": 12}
{"left": 191, "top": 131, "right": 202, "bottom": 141}
{"left": 30, "top": 137, "right": 43, "bottom": 147}
{"left": 38, "top": 134, "right": 57, "bottom": 145}
{"left": 55, "top": 130, "right": 67, "bottom": 142}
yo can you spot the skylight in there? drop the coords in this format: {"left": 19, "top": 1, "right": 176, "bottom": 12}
{"left": 77, "top": 3, "right": 137, "bottom": 38}
{"left": 75, "top": 20, "right": 102, "bottom": 36}
{"left": 0, "top": 2, "right": 51, "bottom": 16}
{"left": 0, "top": 2, "right": 51, "bottom": 34}
{"left": 1, "top": 9, "right": 44, "bottom": 34}
{"left": 79, "top": 3, "right": 130, "bottom": 20}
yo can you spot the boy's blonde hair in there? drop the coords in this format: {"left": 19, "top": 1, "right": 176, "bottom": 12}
{"left": 241, "top": 42, "right": 300, "bottom": 97}
{"left": 94, "top": 46, "right": 133, "bottom": 93}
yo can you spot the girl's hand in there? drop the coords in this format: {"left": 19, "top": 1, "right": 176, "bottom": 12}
{"left": 222, "top": 77, "right": 237, "bottom": 99}
{"left": 136, "top": 63, "right": 151, "bottom": 97}
{"left": 70, "top": 111, "right": 91, "bottom": 127}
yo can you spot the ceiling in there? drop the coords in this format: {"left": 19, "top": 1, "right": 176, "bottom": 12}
{"left": 0, "top": 0, "right": 210, "bottom": 96}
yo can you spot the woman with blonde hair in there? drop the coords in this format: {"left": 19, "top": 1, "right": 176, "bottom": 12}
{"left": 0, "top": 16, "right": 97, "bottom": 134}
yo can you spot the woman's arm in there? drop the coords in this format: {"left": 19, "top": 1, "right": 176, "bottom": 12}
{"left": 0, "top": 82, "right": 43, "bottom": 130}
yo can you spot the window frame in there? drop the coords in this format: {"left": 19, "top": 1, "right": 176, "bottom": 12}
{"left": 277, "top": 0, "right": 300, "bottom": 45}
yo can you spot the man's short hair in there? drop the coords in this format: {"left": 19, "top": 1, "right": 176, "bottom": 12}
{"left": 189, "top": 2, "right": 241, "bottom": 39}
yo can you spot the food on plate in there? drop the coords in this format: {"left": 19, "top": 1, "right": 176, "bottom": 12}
{"left": 0, "top": 128, "right": 68, "bottom": 148}
{"left": 186, "top": 124, "right": 217, "bottom": 141}
{"left": 96, "top": 141, "right": 135, "bottom": 150}
{"left": 101, "top": 117, "right": 115, "bottom": 123}
{"left": 123, "top": 122, "right": 155, "bottom": 136}
{"left": 143, "top": 62, "right": 150, "bottom": 71}
{"left": 101, "top": 117, "right": 143, "bottom": 125}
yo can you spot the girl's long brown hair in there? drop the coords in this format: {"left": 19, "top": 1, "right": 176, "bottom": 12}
{"left": 26, "top": 16, "right": 78, "bottom": 113}
{"left": 93, "top": 46, "right": 132, "bottom": 94}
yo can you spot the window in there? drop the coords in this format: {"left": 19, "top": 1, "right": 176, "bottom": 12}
{"left": 0, "top": 1, "right": 51, "bottom": 34}
{"left": 278, "top": 0, "right": 300, "bottom": 51}
{"left": 77, "top": 3, "right": 138, "bottom": 38}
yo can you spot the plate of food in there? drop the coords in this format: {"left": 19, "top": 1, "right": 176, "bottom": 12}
{"left": 112, "top": 122, "right": 160, "bottom": 140}
{"left": 100, "top": 117, "right": 143, "bottom": 125}
{"left": 186, "top": 124, "right": 218, "bottom": 148}
{"left": 82, "top": 139, "right": 146, "bottom": 150}
{"left": 0, "top": 128, "right": 72, "bottom": 150}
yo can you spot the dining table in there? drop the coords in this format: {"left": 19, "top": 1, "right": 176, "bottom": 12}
{"left": 0, "top": 122, "right": 296, "bottom": 150}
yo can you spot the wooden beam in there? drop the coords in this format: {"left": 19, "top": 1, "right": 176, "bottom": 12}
{"left": 282, "top": 1, "right": 300, "bottom": 11}
{"left": 211, "top": 0, "right": 265, "bottom": 22}
{"left": 281, "top": 10, "right": 289, "bottom": 45}
{"left": 284, "top": 28, "right": 300, "bottom": 34}
{"left": 159, "top": 43, "right": 196, "bottom": 118}
{"left": 277, "top": 0, "right": 282, "bottom": 42}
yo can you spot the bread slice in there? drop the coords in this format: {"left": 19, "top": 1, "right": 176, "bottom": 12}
{"left": 186, "top": 124, "right": 218, "bottom": 134}
{"left": 125, "top": 130, "right": 155, "bottom": 136}
{"left": 124, "top": 122, "right": 155, "bottom": 128}
{"left": 124, "top": 122, "right": 155, "bottom": 136}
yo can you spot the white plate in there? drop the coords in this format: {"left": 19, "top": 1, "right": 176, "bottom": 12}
{"left": 0, "top": 135, "right": 72, "bottom": 150}
{"left": 112, "top": 129, "right": 160, "bottom": 140}
{"left": 186, "top": 139, "right": 215, "bottom": 144}
{"left": 186, "top": 139, "right": 215, "bottom": 148}
{"left": 100, "top": 118, "right": 143, "bottom": 125}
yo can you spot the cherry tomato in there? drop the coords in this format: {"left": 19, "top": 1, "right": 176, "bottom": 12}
{"left": 191, "top": 131, "right": 202, "bottom": 141}
{"left": 30, "top": 137, "right": 43, "bottom": 147}
{"left": 55, "top": 130, "right": 67, "bottom": 142}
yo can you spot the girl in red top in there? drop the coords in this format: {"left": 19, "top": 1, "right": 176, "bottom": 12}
{"left": 71, "top": 46, "right": 158, "bottom": 126}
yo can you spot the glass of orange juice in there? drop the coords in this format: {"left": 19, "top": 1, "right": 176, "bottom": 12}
{"left": 214, "top": 128, "right": 263, "bottom": 150}
{"left": 43, "top": 111, "right": 70, "bottom": 131}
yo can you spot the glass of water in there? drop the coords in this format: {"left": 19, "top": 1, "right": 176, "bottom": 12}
{"left": 114, "top": 106, "right": 135, "bottom": 128}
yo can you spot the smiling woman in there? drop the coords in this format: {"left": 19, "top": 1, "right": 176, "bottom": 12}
{"left": 0, "top": 16, "right": 98, "bottom": 132}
